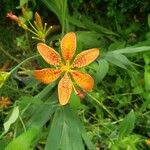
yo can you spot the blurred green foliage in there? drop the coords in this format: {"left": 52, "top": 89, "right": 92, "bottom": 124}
{"left": 0, "top": 0, "right": 150, "bottom": 150}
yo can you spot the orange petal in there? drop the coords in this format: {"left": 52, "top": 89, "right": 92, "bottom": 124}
{"left": 58, "top": 74, "right": 72, "bottom": 105}
{"left": 73, "top": 48, "right": 99, "bottom": 68}
{"left": 37, "top": 43, "right": 61, "bottom": 66}
{"left": 61, "top": 32, "right": 76, "bottom": 61}
{"left": 33, "top": 68, "right": 61, "bottom": 84}
{"left": 71, "top": 70, "right": 94, "bottom": 91}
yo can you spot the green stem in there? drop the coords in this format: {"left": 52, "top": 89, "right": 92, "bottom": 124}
{"left": 19, "top": 115, "right": 26, "bottom": 132}
{"left": 28, "top": 21, "right": 39, "bottom": 33}
{"left": 0, "top": 47, "right": 20, "bottom": 63}
{"left": 10, "top": 54, "right": 39, "bottom": 74}
{"left": 25, "top": 31, "right": 31, "bottom": 51}
{"left": 87, "top": 93, "right": 117, "bottom": 120}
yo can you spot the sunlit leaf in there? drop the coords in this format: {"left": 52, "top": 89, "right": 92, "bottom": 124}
{"left": 5, "top": 127, "right": 39, "bottom": 150}
{"left": 4, "top": 106, "right": 19, "bottom": 133}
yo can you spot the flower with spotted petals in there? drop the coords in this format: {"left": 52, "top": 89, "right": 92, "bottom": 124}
{"left": 33, "top": 32, "right": 99, "bottom": 105}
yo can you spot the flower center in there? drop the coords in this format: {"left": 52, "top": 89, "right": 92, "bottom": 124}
{"left": 61, "top": 61, "right": 72, "bottom": 72}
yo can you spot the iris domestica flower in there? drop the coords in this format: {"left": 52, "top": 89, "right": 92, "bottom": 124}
{"left": 33, "top": 32, "right": 99, "bottom": 105}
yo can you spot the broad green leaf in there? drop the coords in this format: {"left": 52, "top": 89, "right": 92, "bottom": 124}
{"left": 45, "top": 106, "right": 86, "bottom": 150}
{"left": 26, "top": 93, "right": 57, "bottom": 128}
{"left": 77, "top": 31, "right": 103, "bottom": 48}
{"left": 62, "top": 106, "right": 85, "bottom": 150}
{"left": 94, "top": 59, "right": 109, "bottom": 83}
{"left": 105, "top": 52, "right": 134, "bottom": 70}
{"left": 45, "top": 107, "right": 67, "bottom": 150}
{"left": 118, "top": 110, "right": 136, "bottom": 138}
{"left": 4, "top": 106, "right": 19, "bottom": 133}
{"left": 70, "top": 91, "right": 81, "bottom": 109}
{"left": 5, "top": 127, "right": 39, "bottom": 150}
{"left": 42, "top": 0, "right": 68, "bottom": 32}
{"left": 42, "top": 0, "right": 60, "bottom": 22}
{"left": 0, "top": 71, "right": 10, "bottom": 88}
{"left": 113, "top": 46, "right": 150, "bottom": 54}
{"left": 69, "top": 107, "right": 95, "bottom": 150}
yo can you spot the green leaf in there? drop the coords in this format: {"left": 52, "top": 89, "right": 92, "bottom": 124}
{"left": 35, "top": 82, "right": 56, "bottom": 100}
{"left": 42, "top": 0, "right": 60, "bottom": 23}
{"left": 82, "top": 132, "right": 95, "bottom": 150}
{"left": 105, "top": 52, "right": 134, "bottom": 70}
{"left": 16, "top": 0, "right": 29, "bottom": 9}
{"left": 70, "top": 91, "right": 81, "bottom": 109}
{"left": 77, "top": 31, "right": 103, "bottom": 49}
{"left": 108, "top": 41, "right": 126, "bottom": 51}
{"left": 0, "top": 138, "right": 9, "bottom": 150}
{"left": 82, "top": 18, "right": 118, "bottom": 36}
{"left": 26, "top": 93, "right": 57, "bottom": 128}
{"left": 45, "top": 106, "right": 86, "bottom": 150}
{"left": 118, "top": 110, "right": 136, "bottom": 138}
{"left": 5, "top": 127, "right": 39, "bottom": 150}
{"left": 94, "top": 59, "right": 109, "bottom": 83}
{"left": 68, "top": 15, "right": 86, "bottom": 29}
{"left": 20, "top": 0, "right": 29, "bottom": 7}
{"left": 113, "top": 46, "right": 150, "bottom": 54}
{"left": 4, "top": 106, "right": 19, "bottom": 133}
{"left": 42, "top": 0, "right": 68, "bottom": 33}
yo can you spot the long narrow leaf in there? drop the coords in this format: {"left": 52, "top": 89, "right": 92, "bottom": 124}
{"left": 105, "top": 52, "right": 135, "bottom": 70}
{"left": 113, "top": 46, "right": 150, "bottom": 54}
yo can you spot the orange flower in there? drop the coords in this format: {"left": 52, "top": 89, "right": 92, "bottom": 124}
{"left": 0, "top": 96, "right": 12, "bottom": 109}
{"left": 33, "top": 32, "right": 99, "bottom": 105}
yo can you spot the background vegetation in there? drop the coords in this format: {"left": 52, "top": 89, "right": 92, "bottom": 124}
{"left": 0, "top": 0, "right": 150, "bottom": 149}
